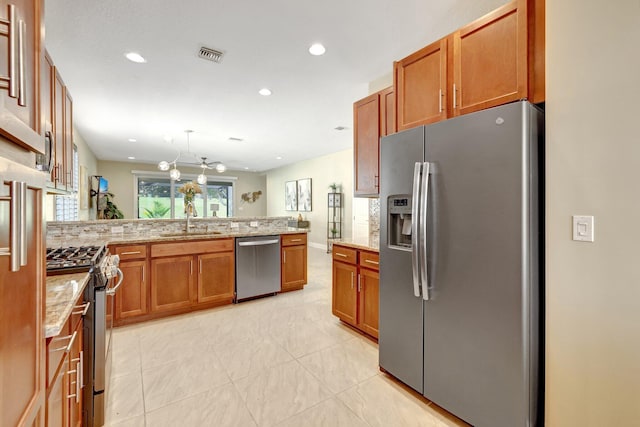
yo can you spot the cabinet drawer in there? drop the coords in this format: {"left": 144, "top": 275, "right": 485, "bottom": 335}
{"left": 151, "top": 238, "right": 234, "bottom": 257}
{"left": 359, "top": 251, "right": 380, "bottom": 271}
{"left": 113, "top": 244, "right": 147, "bottom": 260}
{"left": 282, "top": 233, "right": 307, "bottom": 246}
{"left": 332, "top": 246, "right": 357, "bottom": 264}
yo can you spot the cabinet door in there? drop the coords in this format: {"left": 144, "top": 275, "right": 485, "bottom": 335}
{"left": 41, "top": 51, "right": 54, "bottom": 182}
{"left": 379, "top": 86, "right": 395, "bottom": 137}
{"left": 358, "top": 268, "right": 379, "bottom": 339}
{"left": 64, "top": 90, "right": 73, "bottom": 191}
{"left": 332, "top": 261, "right": 358, "bottom": 326}
{"left": 395, "top": 38, "right": 447, "bottom": 129}
{"left": 281, "top": 244, "right": 307, "bottom": 291}
{"left": 0, "top": 0, "right": 43, "bottom": 153}
{"left": 53, "top": 69, "right": 65, "bottom": 189}
{"left": 353, "top": 92, "right": 380, "bottom": 196}
{"left": 46, "top": 359, "right": 67, "bottom": 427}
{"left": 197, "top": 252, "right": 234, "bottom": 304}
{"left": 0, "top": 181, "right": 44, "bottom": 427}
{"left": 115, "top": 260, "right": 148, "bottom": 320}
{"left": 452, "top": 0, "right": 527, "bottom": 116}
{"left": 150, "top": 255, "right": 194, "bottom": 313}
{"left": 68, "top": 321, "right": 83, "bottom": 427}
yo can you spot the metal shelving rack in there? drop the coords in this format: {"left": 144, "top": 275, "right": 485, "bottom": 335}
{"left": 327, "top": 192, "right": 343, "bottom": 253}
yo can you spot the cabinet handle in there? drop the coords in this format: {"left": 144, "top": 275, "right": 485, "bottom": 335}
{"left": 72, "top": 301, "right": 90, "bottom": 316}
{"left": 190, "top": 260, "right": 193, "bottom": 275}
{"left": 438, "top": 89, "right": 443, "bottom": 113}
{"left": 290, "top": 239, "right": 302, "bottom": 242}
{"left": 51, "top": 331, "right": 77, "bottom": 353}
{"left": 199, "top": 259, "right": 202, "bottom": 275}
{"left": 357, "top": 274, "right": 361, "bottom": 292}
{"left": 283, "top": 251, "right": 286, "bottom": 264}
{"left": 0, "top": 181, "right": 23, "bottom": 271}
{"left": 350, "top": 271, "right": 354, "bottom": 289}
{"left": 374, "top": 175, "right": 379, "bottom": 189}
{"left": 364, "top": 259, "right": 379, "bottom": 266}
{"left": 66, "top": 360, "right": 81, "bottom": 402}
{"left": 335, "top": 253, "right": 347, "bottom": 258}
{"left": 17, "top": 18, "right": 25, "bottom": 106}
{"left": 120, "top": 251, "right": 141, "bottom": 255}
{"left": 453, "top": 84, "right": 457, "bottom": 109}
{"left": 142, "top": 266, "right": 145, "bottom": 283}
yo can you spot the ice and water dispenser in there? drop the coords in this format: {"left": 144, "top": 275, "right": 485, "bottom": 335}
{"left": 388, "top": 196, "right": 412, "bottom": 250}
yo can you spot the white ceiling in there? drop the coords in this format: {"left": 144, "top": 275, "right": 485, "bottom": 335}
{"left": 44, "top": 0, "right": 505, "bottom": 173}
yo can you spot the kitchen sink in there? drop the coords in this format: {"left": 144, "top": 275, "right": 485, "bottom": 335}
{"left": 159, "top": 231, "right": 223, "bottom": 237}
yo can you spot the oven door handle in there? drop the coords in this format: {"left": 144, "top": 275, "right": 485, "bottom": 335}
{"left": 106, "top": 268, "right": 124, "bottom": 296}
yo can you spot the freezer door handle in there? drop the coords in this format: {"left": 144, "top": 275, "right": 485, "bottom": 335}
{"left": 420, "top": 162, "right": 431, "bottom": 300}
{"left": 411, "top": 162, "right": 422, "bottom": 297}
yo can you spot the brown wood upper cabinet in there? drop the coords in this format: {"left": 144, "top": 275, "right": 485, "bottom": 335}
{"left": 395, "top": 38, "right": 447, "bottom": 130}
{"left": 393, "top": 0, "right": 543, "bottom": 126}
{"left": 353, "top": 86, "right": 394, "bottom": 197}
{"left": 0, "top": 0, "right": 44, "bottom": 153}
{"left": 452, "top": 0, "right": 527, "bottom": 116}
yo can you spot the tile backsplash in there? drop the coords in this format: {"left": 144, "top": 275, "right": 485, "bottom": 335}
{"left": 369, "top": 198, "right": 380, "bottom": 244}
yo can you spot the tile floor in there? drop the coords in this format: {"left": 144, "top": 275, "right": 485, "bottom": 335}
{"left": 106, "top": 247, "right": 467, "bottom": 427}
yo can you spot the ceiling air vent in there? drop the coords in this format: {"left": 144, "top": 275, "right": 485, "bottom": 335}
{"left": 198, "top": 46, "right": 225, "bottom": 63}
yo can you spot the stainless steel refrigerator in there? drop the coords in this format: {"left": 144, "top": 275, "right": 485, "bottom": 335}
{"left": 379, "top": 101, "right": 543, "bottom": 427}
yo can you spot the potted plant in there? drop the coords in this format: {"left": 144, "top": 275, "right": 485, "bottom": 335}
{"left": 328, "top": 182, "right": 339, "bottom": 192}
{"left": 330, "top": 227, "right": 338, "bottom": 238}
{"left": 98, "top": 192, "right": 124, "bottom": 219}
{"left": 178, "top": 181, "right": 202, "bottom": 216}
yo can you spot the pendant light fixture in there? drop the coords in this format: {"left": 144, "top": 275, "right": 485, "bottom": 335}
{"left": 157, "top": 130, "right": 227, "bottom": 180}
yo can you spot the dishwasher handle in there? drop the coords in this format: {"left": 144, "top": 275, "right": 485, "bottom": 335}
{"left": 238, "top": 239, "right": 280, "bottom": 247}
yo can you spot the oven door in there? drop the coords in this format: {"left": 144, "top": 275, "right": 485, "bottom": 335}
{"left": 93, "top": 268, "right": 123, "bottom": 427}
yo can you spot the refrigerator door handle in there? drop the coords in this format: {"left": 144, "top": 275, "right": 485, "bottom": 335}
{"left": 420, "top": 162, "right": 431, "bottom": 300}
{"left": 411, "top": 162, "right": 422, "bottom": 297}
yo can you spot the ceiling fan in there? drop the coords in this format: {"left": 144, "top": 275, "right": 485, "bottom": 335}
{"left": 157, "top": 130, "right": 226, "bottom": 183}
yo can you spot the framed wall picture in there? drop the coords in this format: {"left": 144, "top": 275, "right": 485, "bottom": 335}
{"left": 297, "top": 178, "right": 312, "bottom": 211}
{"left": 285, "top": 180, "right": 297, "bottom": 211}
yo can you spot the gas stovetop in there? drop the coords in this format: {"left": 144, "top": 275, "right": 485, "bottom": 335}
{"left": 46, "top": 245, "right": 107, "bottom": 275}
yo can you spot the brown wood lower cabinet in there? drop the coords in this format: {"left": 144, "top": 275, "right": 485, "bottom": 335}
{"left": 281, "top": 233, "right": 308, "bottom": 292}
{"left": 197, "top": 252, "right": 235, "bottom": 304}
{"left": 150, "top": 255, "right": 194, "bottom": 313}
{"left": 331, "top": 244, "right": 379, "bottom": 339}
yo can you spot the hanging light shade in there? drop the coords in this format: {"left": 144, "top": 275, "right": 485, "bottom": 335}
{"left": 215, "top": 163, "right": 226, "bottom": 173}
{"left": 196, "top": 172, "right": 207, "bottom": 185}
{"left": 158, "top": 160, "right": 170, "bottom": 171}
{"left": 169, "top": 166, "right": 181, "bottom": 180}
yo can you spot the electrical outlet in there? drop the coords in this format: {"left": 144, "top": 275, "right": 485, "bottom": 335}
{"left": 111, "top": 226, "right": 124, "bottom": 234}
{"left": 230, "top": 222, "right": 239, "bottom": 229}
{"left": 250, "top": 221, "right": 259, "bottom": 227}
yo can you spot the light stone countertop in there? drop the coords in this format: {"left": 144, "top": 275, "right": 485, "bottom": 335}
{"left": 47, "top": 227, "right": 309, "bottom": 248}
{"left": 332, "top": 237, "right": 379, "bottom": 253}
{"left": 45, "top": 272, "right": 91, "bottom": 338}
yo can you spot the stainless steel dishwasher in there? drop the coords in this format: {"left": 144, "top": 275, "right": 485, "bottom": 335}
{"left": 235, "top": 235, "right": 281, "bottom": 301}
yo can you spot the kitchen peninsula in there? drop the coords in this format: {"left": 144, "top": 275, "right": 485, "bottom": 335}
{"left": 47, "top": 217, "right": 308, "bottom": 326}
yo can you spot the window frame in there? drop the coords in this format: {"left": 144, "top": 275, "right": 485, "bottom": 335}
{"left": 132, "top": 170, "right": 236, "bottom": 219}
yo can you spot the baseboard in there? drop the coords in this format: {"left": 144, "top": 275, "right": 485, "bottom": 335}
{"left": 308, "top": 241, "right": 326, "bottom": 250}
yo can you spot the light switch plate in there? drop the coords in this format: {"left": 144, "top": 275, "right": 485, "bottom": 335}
{"left": 572, "top": 215, "right": 594, "bottom": 242}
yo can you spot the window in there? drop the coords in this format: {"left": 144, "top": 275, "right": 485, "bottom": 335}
{"left": 55, "top": 146, "right": 79, "bottom": 221}
{"left": 135, "top": 173, "right": 234, "bottom": 219}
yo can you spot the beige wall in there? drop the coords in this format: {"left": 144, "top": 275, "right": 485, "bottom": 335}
{"left": 266, "top": 149, "right": 353, "bottom": 248}
{"left": 546, "top": 0, "right": 640, "bottom": 425}
{"left": 97, "top": 160, "right": 267, "bottom": 219}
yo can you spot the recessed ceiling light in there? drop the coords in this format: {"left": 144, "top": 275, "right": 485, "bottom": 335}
{"left": 127, "top": 156, "right": 135, "bottom": 160}
{"left": 259, "top": 88, "right": 272, "bottom": 96}
{"left": 334, "top": 126, "right": 347, "bottom": 131}
{"left": 125, "top": 52, "right": 146, "bottom": 63}
{"left": 276, "top": 156, "right": 282, "bottom": 160}
{"left": 228, "top": 137, "right": 244, "bottom": 142}
{"left": 309, "top": 43, "right": 326, "bottom": 56}
{"left": 128, "top": 138, "right": 137, "bottom": 142}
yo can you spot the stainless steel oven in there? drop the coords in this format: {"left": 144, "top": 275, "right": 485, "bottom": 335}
{"left": 46, "top": 246, "right": 122, "bottom": 427}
